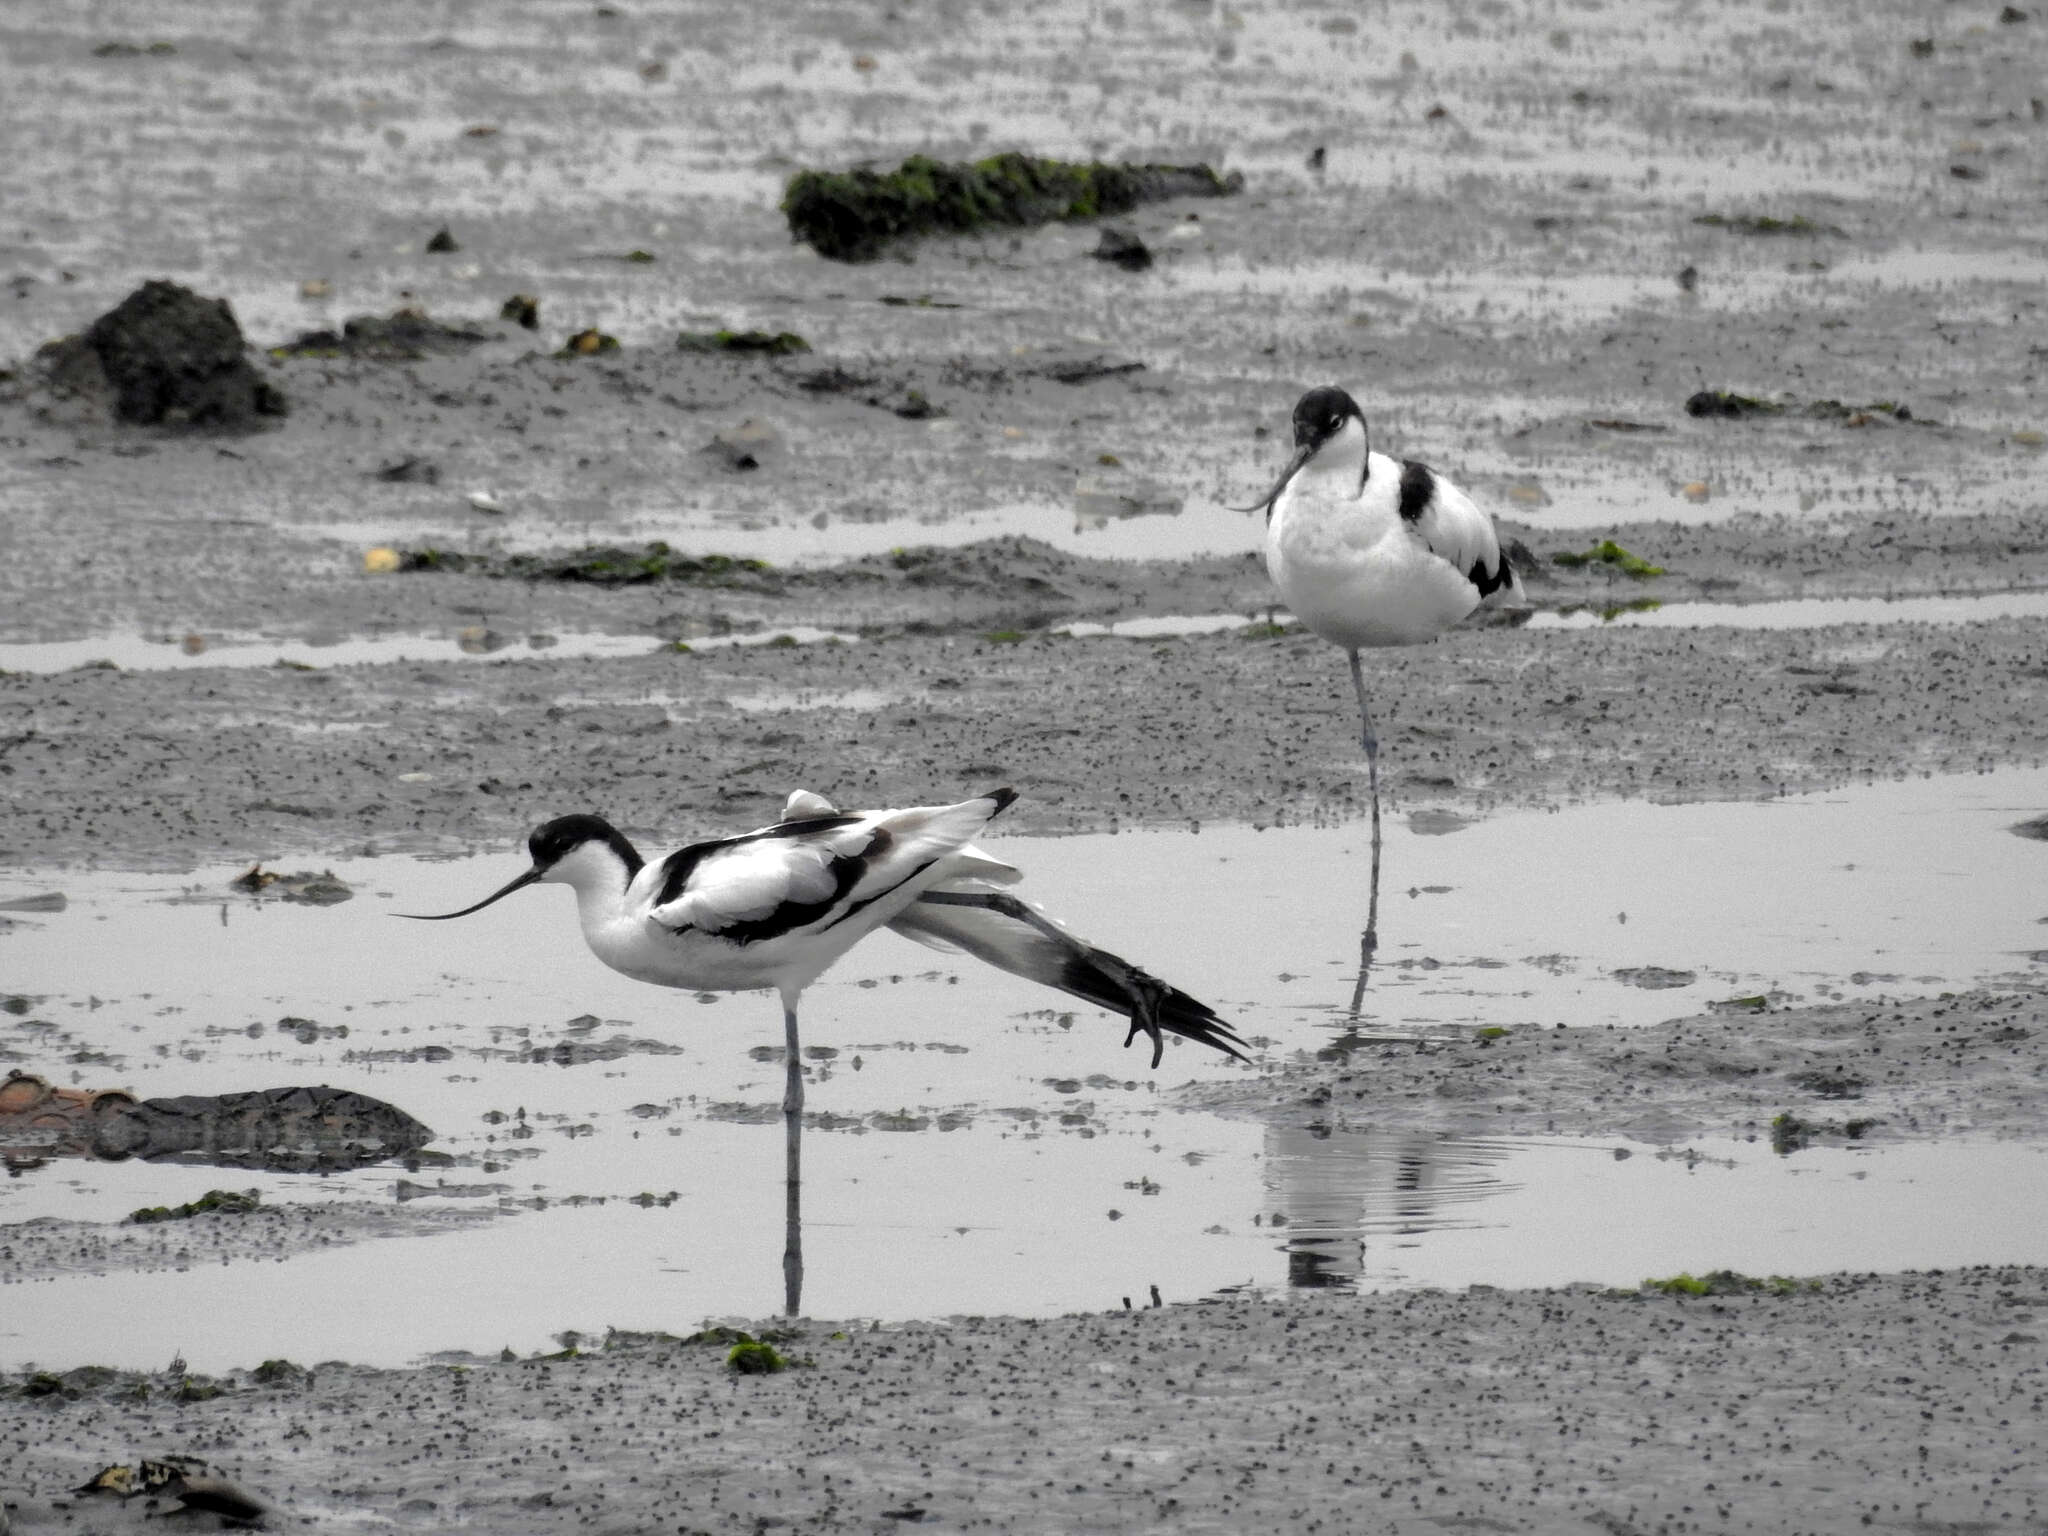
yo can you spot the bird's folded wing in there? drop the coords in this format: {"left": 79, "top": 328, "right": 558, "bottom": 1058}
{"left": 650, "top": 825, "right": 872, "bottom": 934}
{"left": 1409, "top": 475, "right": 1499, "bottom": 576}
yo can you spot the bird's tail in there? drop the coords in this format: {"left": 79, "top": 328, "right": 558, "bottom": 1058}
{"left": 1481, "top": 540, "right": 1531, "bottom": 608}
{"left": 890, "top": 883, "right": 1250, "bottom": 1067}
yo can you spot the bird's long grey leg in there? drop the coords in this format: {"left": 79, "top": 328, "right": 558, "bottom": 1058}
{"left": 781, "top": 1001, "right": 803, "bottom": 1317}
{"left": 915, "top": 889, "right": 1171, "bottom": 1068}
{"left": 1347, "top": 648, "right": 1382, "bottom": 1016}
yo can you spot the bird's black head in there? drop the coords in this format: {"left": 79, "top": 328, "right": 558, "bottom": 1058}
{"left": 527, "top": 813, "right": 637, "bottom": 874}
{"left": 1291, "top": 386, "right": 1364, "bottom": 452}
{"left": 400, "top": 813, "right": 643, "bottom": 922}
{"left": 1231, "top": 385, "right": 1370, "bottom": 519}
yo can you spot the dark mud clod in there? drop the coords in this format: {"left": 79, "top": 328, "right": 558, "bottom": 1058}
{"left": 1091, "top": 227, "right": 1153, "bottom": 271}
{"left": 1685, "top": 389, "right": 1783, "bottom": 418}
{"left": 425, "top": 226, "right": 461, "bottom": 253}
{"left": 41, "top": 280, "right": 287, "bottom": 428}
{"left": 393, "top": 541, "right": 775, "bottom": 587}
{"left": 781, "top": 152, "right": 1242, "bottom": 261}
{"left": 274, "top": 308, "right": 494, "bottom": 361}
{"left": 500, "top": 293, "right": 540, "bottom": 329}
{"left": 370, "top": 455, "right": 439, "bottom": 484}
{"left": 676, "top": 328, "right": 811, "bottom": 356}
{"left": 1641, "top": 1270, "right": 1813, "bottom": 1297}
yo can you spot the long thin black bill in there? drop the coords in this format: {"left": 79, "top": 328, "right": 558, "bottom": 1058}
{"left": 1226, "top": 441, "right": 1315, "bottom": 518}
{"left": 398, "top": 864, "right": 544, "bottom": 920}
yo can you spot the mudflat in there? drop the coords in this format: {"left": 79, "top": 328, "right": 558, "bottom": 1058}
{"left": 4, "top": 0, "right": 2047, "bottom": 1529}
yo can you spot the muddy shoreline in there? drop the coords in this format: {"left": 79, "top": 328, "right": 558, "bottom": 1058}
{"left": 6, "top": 1266, "right": 2047, "bottom": 1534}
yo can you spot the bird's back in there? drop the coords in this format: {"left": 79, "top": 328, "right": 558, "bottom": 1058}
{"left": 598, "top": 791, "right": 1016, "bottom": 995}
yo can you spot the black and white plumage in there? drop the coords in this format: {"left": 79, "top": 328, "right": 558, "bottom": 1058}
{"left": 1240, "top": 385, "right": 1523, "bottom": 799}
{"left": 406, "top": 788, "right": 1245, "bottom": 1314}
{"left": 404, "top": 788, "right": 1246, "bottom": 1076}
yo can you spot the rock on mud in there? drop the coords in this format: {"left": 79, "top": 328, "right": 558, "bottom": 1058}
{"left": 41, "top": 279, "right": 287, "bottom": 428}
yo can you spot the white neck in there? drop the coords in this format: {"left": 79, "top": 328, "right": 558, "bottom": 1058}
{"left": 1307, "top": 415, "right": 1369, "bottom": 479}
{"left": 545, "top": 840, "right": 640, "bottom": 933}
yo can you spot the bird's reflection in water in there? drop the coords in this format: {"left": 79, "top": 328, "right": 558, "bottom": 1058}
{"left": 1262, "top": 1125, "right": 1519, "bottom": 1290}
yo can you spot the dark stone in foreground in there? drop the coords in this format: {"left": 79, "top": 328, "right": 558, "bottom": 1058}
{"left": 0, "top": 1070, "right": 431, "bottom": 1172}
{"left": 1091, "top": 226, "right": 1154, "bottom": 271}
{"left": 782, "top": 152, "right": 1243, "bottom": 261}
{"left": 48, "top": 279, "right": 287, "bottom": 428}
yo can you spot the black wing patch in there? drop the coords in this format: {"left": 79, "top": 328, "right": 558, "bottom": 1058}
{"left": 1397, "top": 459, "right": 1436, "bottom": 523}
{"left": 1469, "top": 547, "right": 1515, "bottom": 598}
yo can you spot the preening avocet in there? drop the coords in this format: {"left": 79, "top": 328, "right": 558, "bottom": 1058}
{"left": 404, "top": 786, "right": 1244, "bottom": 1097}
{"left": 404, "top": 787, "right": 1246, "bottom": 1311}
{"left": 1240, "top": 386, "right": 1522, "bottom": 817}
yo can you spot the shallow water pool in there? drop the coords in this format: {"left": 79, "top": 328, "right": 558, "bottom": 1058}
{"left": 2, "top": 766, "right": 2045, "bottom": 1369}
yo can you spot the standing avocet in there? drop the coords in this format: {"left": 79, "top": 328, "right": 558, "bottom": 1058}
{"left": 1239, "top": 387, "right": 1524, "bottom": 994}
{"left": 403, "top": 787, "right": 1246, "bottom": 1310}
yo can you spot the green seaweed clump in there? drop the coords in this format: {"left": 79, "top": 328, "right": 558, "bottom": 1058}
{"left": 1692, "top": 212, "right": 1846, "bottom": 238}
{"left": 1551, "top": 540, "right": 1665, "bottom": 579}
{"left": 783, "top": 151, "right": 1243, "bottom": 261}
{"left": 677, "top": 328, "right": 811, "bottom": 356}
{"left": 726, "top": 1340, "right": 789, "bottom": 1375}
{"left": 129, "top": 1188, "right": 260, "bottom": 1224}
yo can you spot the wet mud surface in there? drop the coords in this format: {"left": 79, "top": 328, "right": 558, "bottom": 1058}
{"left": 1196, "top": 988, "right": 2048, "bottom": 1146}
{"left": 5, "top": 0, "right": 2048, "bottom": 1527}
{"left": 5, "top": 1267, "right": 2047, "bottom": 1534}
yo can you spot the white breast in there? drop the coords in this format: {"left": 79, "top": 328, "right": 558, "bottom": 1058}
{"left": 1265, "top": 450, "right": 1486, "bottom": 650}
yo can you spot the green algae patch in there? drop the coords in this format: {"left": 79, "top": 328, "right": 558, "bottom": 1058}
{"left": 128, "top": 1188, "right": 260, "bottom": 1224}
{"left": 677, "top": 328, "right": 811, "bottom": 356}
{"left": 726, "top": 1339, "right": 789, "bottom": 1375}
{"left": 1551, "top": 540, "right": 1665, "bottom": 579}
{"left": 783, "top": 152, "right": 1244, "bottom": 261}
{"left": 1692, "top": 212, "right": 1846, "bottom": 238}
